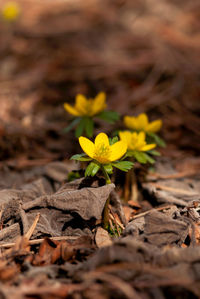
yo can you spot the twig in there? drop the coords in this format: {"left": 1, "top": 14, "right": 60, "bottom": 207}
{"left": 146, "top": 183, "right": 199, "bottom": 196}
{"left": 124, "top": 171, "right": 131, "bottom": 202}
{"left": 130, "top": 205, "right": 174, "bottom": 220}
{"left": 109, "top": 208, "right": 125, "bottom": 230}
{"left": 25, "top": 213, "right": 40, "bottom": 240}
{"left": 108, "top": 218, "right": 115, "bottom": 232}
{"left": 148, "top": 169, "right": 199, "bottom": 180}
{"left": 0, "top": 236, "right": 79, "bottom": 249}
{"left": 109, "top": 215, "right": 120, "bottom": 236}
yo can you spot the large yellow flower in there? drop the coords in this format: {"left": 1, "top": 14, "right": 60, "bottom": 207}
{"left": 79, "top": 133, "right": 127, "bottom": 164}
{"left": 64, "top": 92, "right": 106, "bottom": 117}
{"left": 124, "top": 113, "right": 162, "bottom": 133}
{"left": 119, "top": 131, "right": 156, "bottom": 152}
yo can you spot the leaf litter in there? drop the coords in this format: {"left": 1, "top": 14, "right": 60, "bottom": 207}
{"left": 0, "top": 159, "right": 199, "bottom": 298}
{"left": 0, "top": 0, "right": 200, "bottom": 298}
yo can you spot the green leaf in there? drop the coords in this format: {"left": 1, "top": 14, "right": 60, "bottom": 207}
{"left": 112, "top": 161, "right": 134, "bottom": 172}
{"left": 75, "top": 118, "right": 86, "bottom": 137}
{"left": 70, "top": 153, "right": 92, "bottom": 162}
{"left": 63, "top": 118, "right": 81, "bottom": 133}
{"left": 148, "top": 150, "right": 161, "bottom": 156}
{"left": 147, "top": 132, "right": 166, "bottom": 147}
{"left": 109, "top": 136, "right": 119, "bottom": 145}
{"left": 131, "top": 151, "right": 156, "bottom": 164}
{"left": 143, "top": 153, "right": 155, "bottom": 164}
{"left": 103, "top": 164, "right": 113, "bottom": 174}
{"left": 98, "top": 110, "right": 120, "bottom": 124}
{"left": 85, "top": 117, "right": 94, "bottom": 138}
{"left": 132, "top": 151, "right": 148, "bottom": 164}
{"left": 122, "top": 150, "right": 135, "bottom": 160}
{"left": 85, "top": 162, "right": 100, "bottom": 177}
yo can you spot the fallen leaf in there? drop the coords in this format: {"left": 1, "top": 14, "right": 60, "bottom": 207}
{"left": 95, "top": 227, "right": 112, "bottom": 248}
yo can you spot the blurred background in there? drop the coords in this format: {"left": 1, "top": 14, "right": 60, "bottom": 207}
{"left": 0, "top": 0, "right": 199, "bottom": 162}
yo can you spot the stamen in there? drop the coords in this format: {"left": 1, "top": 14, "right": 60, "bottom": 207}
{"left": 85, "top": 100, "right": 94, "bottom": 116}
{"left": 93, "top": 143, "right": 111, "bottom": 164}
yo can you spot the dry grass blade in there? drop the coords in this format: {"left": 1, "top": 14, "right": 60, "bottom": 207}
{"left": 25, "top": 213, "right": 40, "bottom": 240}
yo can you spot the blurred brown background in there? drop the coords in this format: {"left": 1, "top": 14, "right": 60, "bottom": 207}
{"left": 0, "top": 0, "right": 199, "bottom": 161}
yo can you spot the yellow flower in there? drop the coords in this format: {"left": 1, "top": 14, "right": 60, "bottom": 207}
{"left": 124, "top": 113, "right": 162, "bottom": 133}
{"left": 2, "top": 2, "right": 20, "bottom": 21}
{"left": 119, "top": 131, "right": 156, "bottom": 151}
{"left": 64, "top": 92, "right": 106, "bottom": 117}
{"left": 79, "top": 132, "right": 127, "bottom": 164}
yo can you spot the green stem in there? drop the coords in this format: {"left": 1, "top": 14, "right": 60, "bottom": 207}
{"left": 101, "top": 165, "right": 111, "bottom": 229}
{"left": 101, "top": 165, "right": 111, "bottom": 184}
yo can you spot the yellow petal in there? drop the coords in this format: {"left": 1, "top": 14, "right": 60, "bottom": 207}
{"left": 119, "top": 131, "right": 132, "bottom": 145}
{"left": 132, "top": 132, "right": 138, "bottom": 139}
{"left": 137, "top": 113, "right": 148, "bottom": 129}
{"left": 75, "top": 94, "right": 88, "bottom": 115}
{"left": 124, "top": 116, "right": 138, "bottom": 130}
{"left": 110, "top": 141, "right": 127, "bottom": 162}
{"left": 120, "top": 131, "right": 150, "bottom": 151}
{"left": 92, "top": 92, "right": 107, "bottom": 115}
{"left": 130, "top": 131, "right": 146, "bottom": 150}
{"left": 63, "top": 103, "right": 80, "bottom": 116}
{"left": 146, "top": 120, "right": 162, "bottom": 133}
{"left": 79, "top": 136, "right": 95, "bottom": 158}
{"left": 94, "top": 132, "right": 109, "bottom": 147}
{"left": 137, "top": 131, "right": 146, "bottom": 145}
{"left": 140, "top": 144, "right": 156, "bottom": 151}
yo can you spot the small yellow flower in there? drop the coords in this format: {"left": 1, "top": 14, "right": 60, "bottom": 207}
{"left": 64, "top": 92, "right": 106, "bottom": 117}
{"left": 79, "top": 132, "right": 127, "bottom": 164}
{"left": 2, "top": 2, "right": 20, "bottom": 21}
{"left": 124, "top": 113, "right": 162, "bottom": 133}
{"left": 119, "top": 131, "right": 156, "bottom": 151}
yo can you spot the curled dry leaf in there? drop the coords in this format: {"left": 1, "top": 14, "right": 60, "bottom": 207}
{"left": 0, "top": 176, "right": 115, "bottom": 243}
{"left": 95, "top": 227, "right": 112, "bottom": 248}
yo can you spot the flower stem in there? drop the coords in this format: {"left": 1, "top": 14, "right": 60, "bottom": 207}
{"left": 101, "top": 165, "right": 111, "bottom": 229}
{"left": 101, "top": 165, "right": 111, "bottom": 184}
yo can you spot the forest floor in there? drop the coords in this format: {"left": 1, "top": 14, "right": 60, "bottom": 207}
{"left": 0, "top": 0, "right": 200, "bottom": 298}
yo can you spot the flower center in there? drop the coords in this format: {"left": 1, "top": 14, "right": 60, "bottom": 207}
{"left": 128, "top": 136, "right": 138, "bottom": 150}
{"left": 93, "top": 143, "right": 111, "bottom": 164}
{"left": 129, "top": 136, "right": 146, "bottom": 150}
{"left": 83, "top": 100, "right": 95, "bottom": 116}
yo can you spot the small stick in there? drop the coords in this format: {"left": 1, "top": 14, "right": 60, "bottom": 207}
{"left": 124, "top": 171, "right": 131, "bottom": 202}
{"left": 109, "top": 214, "right": 120, "bottom": 236}
{"left": 108, "top": 218, "right": 115, "bottom": 232}
{"left": 130, "top": 205, "right": 174, "bottom": 220}
{"left": 109, "top": 208, "right": 125, "bottom": 230}
{"left": 149, "top": 169, "right": 199, "bottom": 180}
{"left": 146, "top": 183, "right": 198, "bottom": 196}
{"left": 25, "top": 213, "right": 40, "bottom": 240}
{"left": 0, "top": 236, "right": 79, "bottom": 249}
{"left": 131, "top": 171, "right": 138, "bottom": 203}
